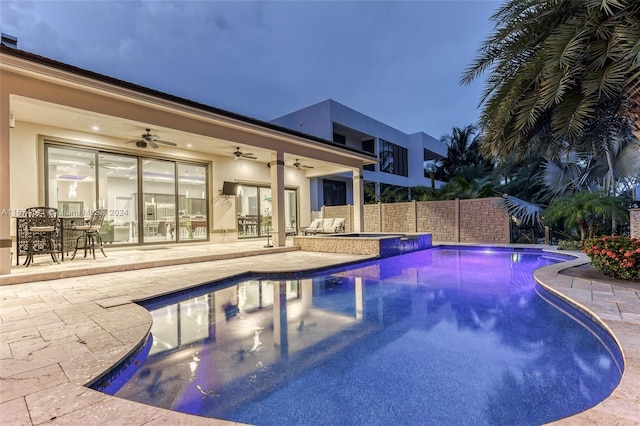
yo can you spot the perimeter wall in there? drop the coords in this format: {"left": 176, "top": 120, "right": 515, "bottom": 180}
{"left": 322, "top": 197, "right": 511, "bottom": 244}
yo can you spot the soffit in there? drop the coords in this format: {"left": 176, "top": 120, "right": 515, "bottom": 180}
{"left": 2, "top": 48, "right": 376, "bottom": 171}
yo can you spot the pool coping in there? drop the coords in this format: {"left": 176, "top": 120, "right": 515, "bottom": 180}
{"left": 0, "top": 245, "right": 638, "bottom": 424}
{"left": 532, "top": 249, "right": 640, "bottom": 425}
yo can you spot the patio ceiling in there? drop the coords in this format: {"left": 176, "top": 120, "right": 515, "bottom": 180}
{"left": 10, "top": 95, "right": 357, "bottom": 178}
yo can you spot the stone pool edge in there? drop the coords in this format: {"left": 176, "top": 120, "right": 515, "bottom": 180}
{"left": 534, "top": 249, "right": 639, "bottom": 425}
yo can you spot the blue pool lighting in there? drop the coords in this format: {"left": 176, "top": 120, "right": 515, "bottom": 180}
{"left": 91, "top": 247, "right": 623, "bottom": 425}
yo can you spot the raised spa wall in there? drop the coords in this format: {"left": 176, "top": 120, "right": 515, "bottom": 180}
{"left": 292, "top": 233, "right": 433, "bottom": 257}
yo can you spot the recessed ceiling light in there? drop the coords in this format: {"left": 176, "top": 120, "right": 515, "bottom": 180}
{"left": 91, "top": 125, "right": 100, "bottom": 131}
{"left": 186, "top": 143, "right": 193, "bottom": 148}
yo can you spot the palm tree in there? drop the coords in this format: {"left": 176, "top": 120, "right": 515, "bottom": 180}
{"left": 433, "top": 176, "right": 498, "bottom": 200}
{"left": 540, "top": 142, "right": 640, "bottom": 200}
{"left": 543, "top": 191, "right": 629, "bottom": 241}
{"left": 437, "top": 125, "right": 492, "bottom": 182}
{"left": 462, "top": 0, "right": 640, "bottom": 162}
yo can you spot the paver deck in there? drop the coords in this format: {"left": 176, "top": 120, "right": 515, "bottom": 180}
{"left": 0, "top": 242, "right": 638, "bottom": 425}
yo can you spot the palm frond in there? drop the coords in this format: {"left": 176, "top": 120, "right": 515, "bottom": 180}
{"left": 500, "top": 195, "right": 544, "bottom": 227}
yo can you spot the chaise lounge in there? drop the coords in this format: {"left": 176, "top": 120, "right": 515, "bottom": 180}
{"left": 302, "top": 218, "right": 345, "bottom": 235}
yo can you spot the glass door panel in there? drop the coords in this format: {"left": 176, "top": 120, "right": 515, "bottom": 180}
{"left": 259, "top": 187, "right": 272, "bottom": 236}
{"left": 285, "top": 189, "right": 297, "bottom": 233}
{"left": 97, "top": 153, "right": 138, "bottom": 244}
{"left": 178, "top": 163, "right": 208, "bottom": 240}
{"left": 236, "top": 185, "right": 296, "bottom": 237}
{"left": 142, "top": 159, "right": 176, "bottom": 243}
{"left": 47, "top": 145, "right": 97, "bottom": 217}
{"left": 237, "top": 185, "right": 258, "bottom": 237}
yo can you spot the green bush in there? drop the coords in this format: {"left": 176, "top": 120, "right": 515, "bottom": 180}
{"left": 583, "top": 237, "right": 640, "bottom": 281}
{"left": 557, "top": 240, "right": 582, "bottom": 251}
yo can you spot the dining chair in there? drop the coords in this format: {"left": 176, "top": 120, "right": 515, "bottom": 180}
{"left": 70, "top": 209, "right": 108, "bottom": 260}
{"left": 24, "top": 207, "right": 60, "bottom": 267}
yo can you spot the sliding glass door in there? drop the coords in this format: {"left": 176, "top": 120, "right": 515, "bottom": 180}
{"left": 45, "top": 142, "right": 208, "bottom": 245}
{"left": 236, "top": 184, "right": 297, "bottom": 238}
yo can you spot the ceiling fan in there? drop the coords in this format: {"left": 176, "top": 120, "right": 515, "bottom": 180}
{"left": 231, "top": 147, "right": 257, "bottom": 160}
{"left": 291, "top": 159, "right": 314, "bottom": 170}
{"left": 88, "top": 160, "right": 115, "bottom": 169}
{"left": 125, "top": 128, "right": 177, "bottom": 149}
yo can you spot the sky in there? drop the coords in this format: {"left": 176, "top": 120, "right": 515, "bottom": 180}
{"left": 0, "top": 0, "right": 501, "bottom": 140}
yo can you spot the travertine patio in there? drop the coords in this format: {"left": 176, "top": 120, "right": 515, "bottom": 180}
{"left": 0, "top": 242, "right": 638, "bottom": 425}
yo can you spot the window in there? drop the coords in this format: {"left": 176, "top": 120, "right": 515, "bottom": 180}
{"left": 323, "top": 179, "right": 346, "bottom": 206}
{"left": 379, "top": 139, "right": 408, "bottom": 177}
{"left": 333, "top": 133, "right": 346, "bottom": 144}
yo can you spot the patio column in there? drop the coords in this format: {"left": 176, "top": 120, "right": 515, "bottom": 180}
{"left": 0, "top": 90, "right": 10, "bottom": 274}
{"left": 270, "top": 151, "right": 286, "bottom": 247}
{"left": 352, "top": 167, "right": 364, "bottom": 232}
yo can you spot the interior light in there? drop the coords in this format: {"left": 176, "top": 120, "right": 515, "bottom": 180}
{"left": 91, "top": 125, "right": 100, "bottom": 131}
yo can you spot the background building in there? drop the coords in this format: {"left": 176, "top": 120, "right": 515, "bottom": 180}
{"left": 272, "top": 99, "right": 447, "bottom": 211}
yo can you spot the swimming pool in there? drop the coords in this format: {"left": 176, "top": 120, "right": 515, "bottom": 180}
{"left": 94, "top": 247, "right": 623, "bottom": 425}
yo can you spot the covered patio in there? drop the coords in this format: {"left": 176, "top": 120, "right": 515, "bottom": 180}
{"left": 0, "top": 43, "right": 376, "bottom": 276}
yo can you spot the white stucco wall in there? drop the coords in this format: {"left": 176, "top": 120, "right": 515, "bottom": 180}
{"left": 272, "top": 99, "right": 447, "bottom": 192}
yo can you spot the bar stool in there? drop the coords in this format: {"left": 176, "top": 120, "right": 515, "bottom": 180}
{"left": 24, "top": 207, "right": 60, "bottom": 267}
{"left": 71, "top": 209, "right": 107, "bottom": 260}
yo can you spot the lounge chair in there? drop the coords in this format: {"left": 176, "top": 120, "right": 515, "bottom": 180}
{"left": 303, "top": 218, "right": 345, "bottom": 235}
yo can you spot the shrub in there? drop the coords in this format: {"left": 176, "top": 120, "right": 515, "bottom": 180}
{"left": 557, "top": 240, "right": 582, "bottom": 251}
{"left": 583, "top": 237, "right": 640, "bottom": 281}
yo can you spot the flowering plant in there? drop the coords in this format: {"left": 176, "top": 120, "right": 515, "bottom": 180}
{"left": 583, "top": 236, "right": 640, "bottom": 281}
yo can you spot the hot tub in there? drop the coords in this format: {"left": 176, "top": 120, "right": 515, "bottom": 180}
{"left": 292, "top": 232, "right": 432, "bottom": 256}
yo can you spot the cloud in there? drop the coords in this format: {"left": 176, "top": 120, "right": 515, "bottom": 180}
{"left": 1, "top": 0, "right": 500, "bottom": 139}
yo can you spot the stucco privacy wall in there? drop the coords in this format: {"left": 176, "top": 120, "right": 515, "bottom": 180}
{"left": 631, "top": 209, "right": 640, "bottom": 238}
{"left": 324, "top": 197, "right": 511, "bottom": 244}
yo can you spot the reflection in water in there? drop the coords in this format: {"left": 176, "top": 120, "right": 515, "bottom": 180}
{"left": 112, "top": 249, "right": 622, "bottom": 425}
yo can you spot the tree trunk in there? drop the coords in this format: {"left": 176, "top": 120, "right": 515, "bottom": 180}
{"left": 605, "top": 143, "right": 618, "bottom": 235}
{"left": 579, "top": 221, "right": 588, "bottom": 241}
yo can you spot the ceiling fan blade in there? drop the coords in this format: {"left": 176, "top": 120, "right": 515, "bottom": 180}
{"left": 125, "top": 139, "right": 143, "bottom": 144}
{"left": 155, "top": 139, "right": 177, "bottom": 147}
{"left": 241, "top": 154, "right": 257, "bottom": 159}
{"left": 292, "top": 159, "right": 313, "bottom": 169}
{"left": 148, "top": 140, "right": 159, "bottom": 149}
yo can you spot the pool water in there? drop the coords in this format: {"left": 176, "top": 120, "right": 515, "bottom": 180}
{"left": 104, "top": 248, "right": 623, "bottom": 425}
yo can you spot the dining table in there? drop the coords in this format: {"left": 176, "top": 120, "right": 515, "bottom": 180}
{"left": 14, "top": 216, "right": 86, "bottom": 265}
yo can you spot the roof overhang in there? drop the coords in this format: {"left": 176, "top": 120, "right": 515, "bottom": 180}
{"left": 1, "top": 45, "right": 377, "bottom": 174}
